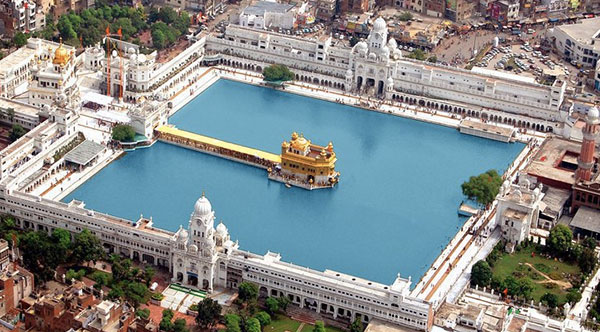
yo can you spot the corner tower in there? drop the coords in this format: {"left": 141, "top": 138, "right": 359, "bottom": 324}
{"left": 576, "top": 106, "right": 599, "bottom": 182}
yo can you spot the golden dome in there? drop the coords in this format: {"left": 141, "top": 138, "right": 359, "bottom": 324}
{"left": 53, "top": 39, "right": 70, "bottom": 65}
{"left": 281, "top": 141, "right": 290, "bottom": 149}
{"left": 326, "top": 141, "right": 333, "bottom": 152}
{"left": 291, "top": 132, "right": 299, "bottom": 140}
{"left": 291, "top": 134, "right": 310, "bottom": 150}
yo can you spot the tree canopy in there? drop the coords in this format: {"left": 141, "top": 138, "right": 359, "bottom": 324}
{"left": 13, "top": 32, "right": 29, "bottom": 47}
{"left": 541, "top": 292, "right": 558, "bottom": 308}
{"left": 245, "top": 317, "right": 261, "bottom": 332}
{"left": 71, "top": 229, "right": 105, "bottom": 265}
{"left": 313, "top": 321, "right": 326, "bottom": 332}
{"left": 9, "top": 124, "right": 26, "bottom": 142}
{"left": 548, "top": 224, "right": 572, "bottom": 256}
{"left": 195, "top": 298, "right": 222, "bottom": 329}
{"left": 263, "top": 64, "right": 295, "bottom": 82}
{"left": 461, "top": 169, "right": 503, "bottom": 206}
{"left": 112, "top": 124, "right": 136, "bottom": 142}
{"left": 238, "top": 281, "right": 259, "bottom": 303}
{"left": 470, "top": 260, "right": 492, "bottom": 287}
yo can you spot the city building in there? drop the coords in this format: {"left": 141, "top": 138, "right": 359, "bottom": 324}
{"left": 239, "top": 1, "right": 297, "bottom": 30}
{"left": 550, "top": 17, "right": 600, "bottom": 68}
{"left": 487, "top": 0, "right": 520, "bottom": 25}
{"left": 315, "top": 0, "right": 337, "bottom": 22}
{"left": 0, "top": 259, "right": 34, "bottom": 318}
{"left": 445, "top": 0, "right": 476, "bottom": 22}
{"left": 0, "top": 0, "right": 44, "bottom": 37}
{"left": 424, "top": 0, "right": 445, "bottom": 18}
{"left": 339, "top": 0, "right": 369, "bottom": 14}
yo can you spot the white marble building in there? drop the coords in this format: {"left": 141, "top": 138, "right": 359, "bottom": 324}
{"left": 169, "top": 194, "right": 433, "bottom": 330}
{"left": 206, "top": 18, "right": 566, "bottom": 131}
{"left": 496, "top": 177, "right": 544, "bottom": 251}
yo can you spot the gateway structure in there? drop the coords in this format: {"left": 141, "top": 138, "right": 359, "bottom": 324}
{"left": 206, "top": 17, "right": 566, "bottom": 132}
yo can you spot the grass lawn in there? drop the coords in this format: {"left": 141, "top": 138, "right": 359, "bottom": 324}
{"left": 266, "top": 315, "right": 345, "bottom": 332}
{"left": 491, "top": 245, "right": 581, "bottom": 304}
{"left": 300, "top": 323, "right": 346, "bottom": 332}
{"left": 264, "top": 315, "right": 302, "bottom": 332}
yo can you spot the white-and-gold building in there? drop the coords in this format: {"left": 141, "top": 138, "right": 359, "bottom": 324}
{"left": 280, "top": 132, "right": 338, "bottom": 186}
{"left": 28, "top": 39, "right": 78, "bottom": 108}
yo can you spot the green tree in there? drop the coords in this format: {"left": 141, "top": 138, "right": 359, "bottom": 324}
{"left": 135, "top": 308, "right": 150, "bottom": 319}
{"left": 173, "top": 11, "right": 190, "bottom": 35}
{"left": 124, "top": 282, "right": 148, "bottom": 308}
{"left": 350, "top": 317, "right": 364, "bottom": 332}
{"left": 160, "top": 309, "right": 175, "bottom": 331}
{"left": 57, "top": 16, "right": 77, "bottom": 40}
{"left": 461, "top": 170, "right": 503, "bottom": 206}
{"left": 159, "top": 7, "right": 179, "bottom": 24}
{"left": 313, "top": 321, "right": 326, "bottom": 332}
{"left": 13, "top": 31, "right": 29, "bottom": 47}
{"left": 19, "top": 231, "right": 55, "bottom": 281}
{"left": 583, "top": 237, "right": 597, "bottom": 249}
{"left": 578, "top": 247, "right": 597, "bottom": 274}
{"left": 398, "top": 11, "right": 413, "bottom": 21}
{"left": 427, "top": 55, "right": 438, "bottom": 63}
{"left": 151, "top": 28, "right": 167, "bottom": 49}
{"left": 265, "top": 297, "right": 279, "bottom": 315}
{"left": 143, "top": 266, "right": 155, "bottom": 286}
{"left": 9, "top": 124, "right": 26, "bottom": 142}
{"left": 71, "top": 229, "right": 105, "bottom": 265}
{"left": 262, "top": 64, "right": 295, "bottom": 82}
{"left": 238, "top": 281, "right": 259, "bottom": 303}
{"left": 504, "top": 275, "right": 519, "bottom": 296}
{"left": 470, "top": 260, "right": 492, "bottom": 287}
{"left": 548, "top": 224, "right": 573, "bottom": 256}
{"left": 566, "top": 289, "right": 582, "bottom": 304}
{"left": 245, "top": 317, "right": 261, "bottom": 332}
{"left": 518, "top": 279, "right": 534, "bottom": 299}
{"left": 224, "top": 314, "right": 242, "bottom": 332}
{"left": 173, "top": 318, "right": 189, "bottom": 332}
{"left": 254, "top": 311, "right": 271, "bottom": 327}
{"left": 277, "top": 296, "right": 291, "bottom": 311}
{"left": 195, "top": 297, "right": 222, "bottom": 330}
{"left": 112, "top": 124, "right": 136, "bottom": 142}
{"left": 541, "top": 292, "right": 558, "bottom": 308}
{"left": 407, "top": 49, "right": 427, "bottom": 61}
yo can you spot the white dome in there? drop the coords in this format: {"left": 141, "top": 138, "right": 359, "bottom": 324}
{"left": 137, "top": 54, "right": 147, "bottom": 63}
{"left": 387, "top": 77, "right": 394, "bottom": 86}
{"left": 194, "top": 194, "right": 212, "bottom": 216}
{"left": 355, "top": 41, "right": 368, "bottom": 54}
{"left": 178, "top": 229, "right": 188, "bottom": 242}
{"left": 216, "top": 222, "right": 228, "bottom": 236}
{"left": 345, "top": 69, "right": 353, "bottom": 77}
{"left": 373, "top": 17, "right": 386, "bottom": 32}
{"left": 588, "top": 106, "right": 599, "bottom": 120}
{"left": 387, "top": 38, "right": 397, "bottom": 49}
{"left": 189, "top": 244, "right": 198, "bottom": 252}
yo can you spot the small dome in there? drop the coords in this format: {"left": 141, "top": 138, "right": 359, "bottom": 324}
{"left": 588, "top": 106, "right": 599, "bottom": 120}
{"left": 53, "top": 40, "right": 70, "bottom": 65}
{"left": 382, "top": 46, "right": 390, "bottom": 58}
{"left": 387, "top": 77, "right": 394, "bottom": 86}
{"left": 387, "top": 38, "right": 397, "bottom": 49}
{"left": 290, "top": 132, "right": 310, "bottom": 150}
{"left": 346, "top": 69, "right": 353, "bottom": 77}
{"left": 137, "top": 54, "right": 147, "bottom": 63}
{"left": 216, "top": 222, "right": 228, "bottom": 236}
{"left": 178, "top": 229, "right": 188, "bottom": 242}
{"left": 189, "top": 244, "right": 198, "bottom": 252}
{"left": 355, "top": 41, "right": 368, "bottom": 54}
{"left": 373, "top": 17, "right": 386, "bottom": 32}
{"left": 194, "top": 193, "right": 212, "bottom": 216}
{"left": 128, "top": 47, "right": 136, "bottom": 54}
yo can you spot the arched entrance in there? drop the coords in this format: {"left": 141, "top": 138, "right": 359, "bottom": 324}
{"left": 188, "top": 274, "right": 198, "bottom": 287}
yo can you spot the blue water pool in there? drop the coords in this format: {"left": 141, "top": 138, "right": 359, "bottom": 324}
{"left": 63, "top": 79, "right": 523, "bottom": 284}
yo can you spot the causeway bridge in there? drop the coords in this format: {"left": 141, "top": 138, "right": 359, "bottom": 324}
{"left": 156, "top": 125, "right": 281, "bottom": 170}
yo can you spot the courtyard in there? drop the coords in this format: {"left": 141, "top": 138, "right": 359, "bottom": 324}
{"left": 491, "top": 245, "right": 582, "bottom": 305}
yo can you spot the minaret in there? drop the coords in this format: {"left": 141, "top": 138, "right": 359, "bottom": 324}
{"left": 576, "top": 106, "right": 599, "bottom": 182}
